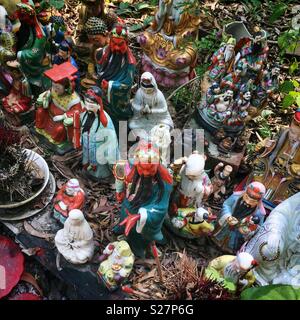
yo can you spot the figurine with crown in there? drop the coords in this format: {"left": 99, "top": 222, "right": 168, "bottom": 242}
{"left": 213, "top": 181, "right": 266, "bottom": 254}
{"left": 113, "top": 141, "right": 173, "bottom": 258}
{"left": 138, "top": 0, "right": 200, "bottom": 88}
{"left": 243, "top": 110, "right": 300, "bottom": 208}
{"left": 35, "top": 62, "right": 83, "bottom": 155}
{"left": 95, "top": 24, "right": 136, "bottom": 127}
{"left": 166, "top": 152, "right": 216, "bottom": 239}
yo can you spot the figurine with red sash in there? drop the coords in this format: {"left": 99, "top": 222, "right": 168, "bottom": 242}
{"left": 95, "top": 24, "right": 136, "bottom": 127}
{"left": 35, "top": 62, "right": 83, "bottom": 154}
{"left": 113, "top": 141, "right": 173, "bottom": 258}
{"left": 53, "top": 179, "right": 85, "bottom": 224}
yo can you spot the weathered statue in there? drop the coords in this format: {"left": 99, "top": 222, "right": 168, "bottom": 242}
{"left": 53, "top": 179, "right": 85, "bottom": 224}
{"left": 213, "top": 181, "right": 266, "bottom": 253}
{"left": 81, "top": 86, "right": 119, "bottom": 181}
{"left": 246, "top": 111, "right": 300, "bottom": 207}
{"left": 241, "top": 192, "right": 300, "bottom": 287}
{"left": 113, "top": 142, "right": 173, "bottom": 258}
{"left": 129, "top": 72, "right": 174, "bottom": 135}
{"left": 95, "top": 24, "right": 136, "bottom": 127}
{"left": 98, "top": 240, "right": 134, "bottom": 291}
{"left": 211, "top": 162, "right": 233, "bottom": 202}
{"left": 138, "top": 0, "right": 200, "bottom": 88}
{"left": 14, "top": 0, "right": 51, "bottom": 95}
{"left": 55, "top": 209, "right": 94, "bottom": 264}
{"left": 35, "top": 62, "right": 83, "bottom": 154}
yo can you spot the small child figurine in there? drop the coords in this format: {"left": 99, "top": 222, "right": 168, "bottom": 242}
{"left": 211, "top": 163, "right": 233, "bottom": 202}
{"left": 98, "top": 240, "right": 134, "bottom": 291}
{"left": 55, "top": 209, "right": 94, "bottom": 264}
{"left": 205, "top": 252, "right": 258, "bottom": 292}
{"left": 53, "top": 178, "right": 85, "bottom": 224}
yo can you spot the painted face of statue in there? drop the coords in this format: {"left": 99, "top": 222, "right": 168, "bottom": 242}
{"left": 84, "top": 98, "right": 100, "bottom": 114}
{"left": 289, "top": 122, "right": 300, "bottom": 145}
{"left": 110, "top": 37, "right": 128, "bottom": 54}
{"left": 88, "top": 34, "right": 107, "bottom": 47}
{"left": 224, "top": 44, "right": 235, "bottom": 62}
{"left": 242, "top": 192, "right": 259, "bottom": 208}
{"left": 224, "top": 90, "right": 234, "bottom": 101}
{"left": 66, "top": 186, "right": 77, "bottom": 196}
{"left": 52, "top": 82, "right": 65, "bottom": 96}
{"left": 243, "top": 91, "right": 251, "bottom": 101}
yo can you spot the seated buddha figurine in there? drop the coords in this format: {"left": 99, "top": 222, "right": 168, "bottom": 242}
{"left": 98, "top": 240, "right": 134, "bottom": 291}
{"left": 35, "top": 62, "right": 83, "bottom": 155}
{"left": 55, "top": 209, "right": 94, "bottom": 265}
{"left": 241, "top": 192, "right": 300, "bottom": 287}
{"left": 95, "top": 25, "right": 136, "bottom": 127}
{"left": 129, "top": 72, "right": 174, "bottom": 135}
{"left": 138, "top": 0, "right": 200, "bottom": 88}
{"left": 167, "top": 151, "right": 215, "bottom": 238}
{"left": 53, "top": 179, "right": 85, "bottom": 224}
{"left": 245, "top": 111, "right": 300, "bottom": 207}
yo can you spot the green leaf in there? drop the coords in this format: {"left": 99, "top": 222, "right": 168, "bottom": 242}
{"left": 282, "top": 94, "right": 296, "bottom": 108}
{"left": 296, "top": 96, "right": 300, "bottom": 108}
{"left": 261, "top": 110, "right": 274, "bottom": 118}
{"left": 292, "top": 80, "right": 300, "bottom": 88}
{"left": 204, "top": 267, "right": 236, "bottom": 292}
{"left": 129, "top": 24, "right": 143, "bottom": 32}
{"left": 119, "top": 2, "right": 130, "bottom": 10}
{"left": 241, "top": 284, "right": 300, "bottom": 300}
{"left": 134, "top": 3, "right": 151, "bottom": 11}
{"left": 49, "top": 0, "right": 65, "bottom": 10}
{"left": 143, "top": 16, "right": 154, "bottom": 27}
{"left": 279, "top": 81, "right": 295, "bottom": 94}
{"left": 289, "top": 61, "right": 299, "bottom": 75}
{"left": 269, "top": 3, "right": 288, "bottom": 23}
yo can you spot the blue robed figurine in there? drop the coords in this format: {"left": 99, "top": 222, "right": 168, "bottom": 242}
{"left": 213, "top": 182, "right": 266, "bottom": 254}
{"left": 113, "top": 141, "right": 173, "bottom": 258}
{"left": 95, "top": 24, "right": 136, "bottom": 128}
{"left": 81, "top": 86, "right": 119, "bottom": 181}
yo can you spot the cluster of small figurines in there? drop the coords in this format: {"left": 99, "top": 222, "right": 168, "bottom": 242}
{"left": 0, "top": 0, "right": 299, "bottom": 295}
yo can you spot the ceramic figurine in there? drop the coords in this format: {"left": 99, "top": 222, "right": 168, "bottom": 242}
{"left": 241, "top": 192, "right": 300, "bottom": 287}
{"left": 98, "top": 240, "right": 134, "bottom": 291}
{"left": 129, "top": 72, "right": 173, "bottom": 135}
{"left": 53, "top": 179, "right": 85, "bottom": 224}
{"left": 195, "top": 22, "right": 275, "bottom": 151}
{"left": 14, "top": 0, "right": 51, "bottom": 95}
{"left": 55, "top": 209, "right": 94, "bottom": 264}
{"left": 213, "top": 182, "right": 266, "bottom": 254}
{"left": 81, "top": 86, "right": 119, "bottom": 181}
{"left": 53, "top": 40, "right": 80, "bottom": 92}
{"left": 113, "top": 141, "right": 173, "bottom": 258}
{"left": 35, "top": 62, "right": 83, "bottom": 155}
{"left": 138, "top": 0, "right": 200, "bottom": 88}
{"left": 245, "top": 111, "right": 300, "bottom": 207}
{"left": 167, "top": 152, "right": 215, "bottom": 238}
{"left": 205, "top": 252, "right": 258, "bottom": 292}
{"left": 149, "top": 124, "right": 172, "bottom": 166}
{"left": 211, "top": 162, "right": 233, "bottom": 202}
{"left": 81, "top": 17, "right": 108, "bottom": 89}
{"left": 95, "top": 24, "right": 136, "bottom": 126}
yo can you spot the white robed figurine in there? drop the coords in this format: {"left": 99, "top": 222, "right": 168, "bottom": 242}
{"left": 129, "top": 72, "right": 173, "bottom": 135}
{"left": 55, "top": 209, "right": 94, "bottom": 264}
{"left": 241, "top": 192, "right": 300, "bottom": 286}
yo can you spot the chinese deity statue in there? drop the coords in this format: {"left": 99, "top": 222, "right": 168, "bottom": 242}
{"left": 205, "top": 252, "right": 257, "bottom": 292}
{"left": 138, "top": 0, "right": 200, "bottom": 88}
{"left": 129, "top": 72, "right": 174, "bottom": 136}
{"left": 81, "top": 86, "right": 119, "bottom": 181}
{"left": 245, "top": 111, "right": 300, "bottom": 207}
{"left": 195, "top": 22, "right": 275, "bottom": 150}
{"left": 55, "top": 209, "right": 94, "bottom": 264}
{"left": 14, "top": 0, "right": 51, "bottom": 95}
{"left": 98, "top": 240, "right": 134, "bottom": 291}
{"left": 35, "top": 62, "right": 83, "bottom": 155}
{"left": 95, "top": 24, "right": 136, "bottom": 127}
{"left": 113, "top": 142, "right": 173, "bottom": 258}
{"left": 81, "top": 17, "right": 108, "bottom": 89}
{"left": 53, "top": 179, "right": 85, "bottom": 224}
{"left": 211, "top": 162, "right": 233, "bottom": 202}
{"left": 213, "top": 182, "right": 266, "bottom": 254}
{"left": 167, "top": 152, "right": 216, "bottom": 238}
{"left": 241, "top": 193, "right": 300, "bottom": 287}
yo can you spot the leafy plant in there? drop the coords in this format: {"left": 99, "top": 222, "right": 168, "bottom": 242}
{"left": 278, "top": 28, "right": 300, "bottom": 57}
{"left": 269, "top": 2, "right": 288, "bottom": 23}
{"left": 241, "top": 284, "right": 300, "bottom": 300}
{"left": 279, "top": 79, "right": 300, "bottom": 109}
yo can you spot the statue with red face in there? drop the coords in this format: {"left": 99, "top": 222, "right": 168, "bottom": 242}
{"left": 113, "top": 141, "right": 173, "bottom": 258}
{"left": 95, "top": 24, "right": 136, "bottom": 127}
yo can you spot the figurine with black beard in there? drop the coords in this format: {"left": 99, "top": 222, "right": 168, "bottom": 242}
{"left": 95, "top": 24, "right": 136, "bottom": 127}
{"left": 113, "top": 142, "right": 173, "bottom": 258}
